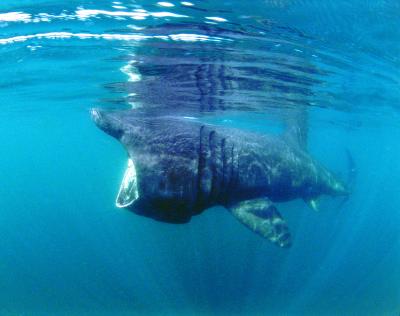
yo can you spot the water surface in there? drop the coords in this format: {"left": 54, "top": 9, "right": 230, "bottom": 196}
{"left": 0, "top": 1, "right": 399, "bottom": 315}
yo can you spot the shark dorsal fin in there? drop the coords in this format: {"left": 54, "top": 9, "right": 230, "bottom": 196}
{"left": 283, "top": 106, "right": 308, "bottom": 150}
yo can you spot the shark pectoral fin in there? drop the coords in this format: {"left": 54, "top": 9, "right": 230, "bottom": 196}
{"left": 116, "top": 158, "right": 139, "bottom": 208}
{"left": 228, "top": 198, "right": 291, "bottom": 248}
{"left": 304, "top": 197, "right": 320, "bottom": 212}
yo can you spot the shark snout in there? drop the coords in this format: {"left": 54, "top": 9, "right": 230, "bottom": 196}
{"left": 91, "top": 108, "right": 107, "bottom": 131}
{"left": 90, "top": 108, "right": 102, "bottom": 125}
{"left": 91, "top": 108, "right": 124, "bottom": 139}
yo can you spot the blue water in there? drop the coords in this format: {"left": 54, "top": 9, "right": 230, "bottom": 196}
{"left": 0, "top": 1, "right": 399, "bottom": 315}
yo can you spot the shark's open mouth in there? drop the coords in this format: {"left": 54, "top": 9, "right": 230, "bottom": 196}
{"left": 116, "top": 158, "right": 139, "bottom": 208}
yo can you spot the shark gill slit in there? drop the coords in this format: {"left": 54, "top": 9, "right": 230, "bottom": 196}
{"left": 208, "top": 130, "right": 218, "bottom": 202}
{"left": 227, "top": 144, "right": 237, "bottom": 195}
{"left": 196, "top": 125, "right": 206, "bottom": 206}
{"left": 220, "top": 137, "right": 227, "bottom": 201}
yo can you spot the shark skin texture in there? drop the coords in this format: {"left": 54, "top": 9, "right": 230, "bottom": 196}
{"left": 91, "top": 109, "right": 348, "bottom": 248}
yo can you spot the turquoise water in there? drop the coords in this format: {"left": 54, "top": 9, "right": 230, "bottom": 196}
{"left": 0, "top": 1, "right": 399, "bottom": 315}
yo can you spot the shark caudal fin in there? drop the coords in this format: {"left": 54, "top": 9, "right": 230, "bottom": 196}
{"left": 345, "top": 149, "right": 357, "bottom": 192}
{"left": 228, "top": 198, "right": 291, "bottom": 248}
{"left": 336, "top": 149, "right": 357, "bottom": 208}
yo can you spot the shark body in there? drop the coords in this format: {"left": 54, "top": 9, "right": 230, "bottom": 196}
{"left": 91, "top": 110, "right": 348, "bottom": 247}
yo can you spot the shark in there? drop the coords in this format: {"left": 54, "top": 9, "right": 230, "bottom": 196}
{"left": 91, "top": 109, "right": 348, "bottom": 248}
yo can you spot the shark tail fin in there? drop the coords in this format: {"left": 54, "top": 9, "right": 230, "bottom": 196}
{"left": 345, "top": 149, "right": 356, "bottom": 192}
{"left": 228, "top": 198, "right": 291, "bottom": 248}
{"left": 337, "top": 149, "right": 357, "bottom": 208}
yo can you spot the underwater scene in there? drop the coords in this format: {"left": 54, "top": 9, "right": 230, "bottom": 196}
{"left": 0, "top": 0, "right": 399, "bottom": 315}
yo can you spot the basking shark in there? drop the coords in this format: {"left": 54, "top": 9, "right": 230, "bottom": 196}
{"left": 91, "top": 109, "right": 348, "bottom": 248}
